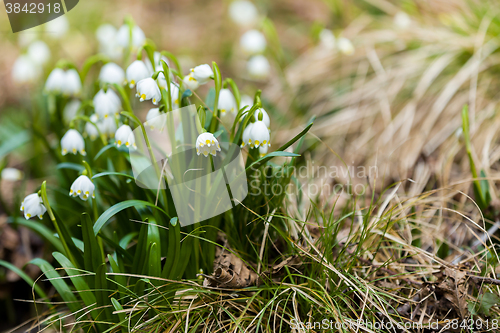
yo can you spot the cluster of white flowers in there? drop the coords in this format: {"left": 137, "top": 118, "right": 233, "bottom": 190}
{"left": 96, "top": 22, "right": 146, "bottom": 60}
{"left": 318, "top": 29, "right": 355, "bottom": 56}
{"left": 229, "top": 1, "right": 271, "bottom": 79}
{"left": 45, "top": 68, "right": 82, "bottom": 96}
{"left": 182, "top": 64, "right": 214, "bottom": 91}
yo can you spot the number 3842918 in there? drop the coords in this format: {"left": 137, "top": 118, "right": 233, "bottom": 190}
{"left": 5, "top": 2, "right": 61, "bottom": 14}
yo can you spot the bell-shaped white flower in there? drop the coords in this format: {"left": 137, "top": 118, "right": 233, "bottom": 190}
{"left": 116, "top": 24, "right": 146, "bottom": 48}
{"left": 61, "top": 129, "right": 86, "bottom": 156}
{"left": 259, "top": 144, "right": 268, "bottom": 157}
{"left": 96, "top": 24, "right": 117, "bottom": 45}
{"left": 93, "top": 89, "right": 121, "bottom": 119}
{"left": 45, "top": 68, "right": 66, "bottom": 93}
{"left": 319, "top": 29, "right": 336, "bottom": 50}
{"left": 240, "top": 95, "right": 253, "bottom": 110}
{"left": 20, "top": 193, "right": 46, "bottom": 220}
{"left": 126, "top": 60, "right": 150, "bottom": 88}
{"left": 170, "top": 83, "right": 180, "bottom": 108}
{"left": 99, "top": 62, "right": 125, "bottom": 85}
{"left": 190, "top": 64, "right": 213, "bottom": 84}
{"left": 115, "top": 124, "right": 136, "bottom": 149}
{"left": 12, "top": 55, "right": 41, "bottom": 84}
{"left": 196, "top": 132, "right": 221, "bottom": 157}
{"left": 27, "top": 41, "right": 51, "bottom": 65}
{"left": 1, "top": 168, "right": 22, "bottom": 181}
{"left": 247, "top": 55, "right": 270, "bottom": 78}
{"left": 249, "top": 120, "right": 270, "bottom": 148}
{"left": 337, "top": 37, "right": 354, "bottom": 55}
{"left": 254, "top": 108, "right": 270, "bottom": 128}
{"left": 63, "top": 99, "right": 81, "bottom": 124}
{"left": 45, "top": 16, "right": 69, "bottom": 39}
{"left": 218, "top": 88, "right": 237, "bottom": 117}
{"left": 69, "top": 175, "right": 95, "bottom": 201}
{"left": 63, "top": 69, "right": 82, "bottom": 96}
{"left": 145, "top": 108, "right": 166, "bottom": 131}
{"left": 229, "top": 0, "right": 259, "bottom": 27}
{"left": 241, "top": 122, "right": 254, "bottom": 147}
{"left": 183, "top": 73, "right": 200, "bottom": 90}
{"left": 98, "top": 116, "right": 117, "bottom": 138}
{"left": 136, "top": 78, "right": 161, "bottom": 104}
{"left": 84, "top": 114, "right": 99, "bottom": 141}
{"left": 240, "top": 30, "right": 266, "bottom": 55}
{"left": 394, "top": 11, "right": 411, "bottom": 29}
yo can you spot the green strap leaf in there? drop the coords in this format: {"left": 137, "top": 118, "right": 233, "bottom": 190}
{"left": 93, "top": 200, "right": 169, "bottom": 235}
{"left": 0, "top": 260, "right": 47, "bottom": 299}
{"left": 11, "top": 218, "right": 64, "bottom": 254}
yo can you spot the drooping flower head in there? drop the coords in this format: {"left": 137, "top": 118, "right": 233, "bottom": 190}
{"left": 45, "top": 68, "right": 66, "bottom": 93}
{"left": 84, "top": 114, "right": 100, "bottom": 141}
{"left": 93, "top": 89, "right": 121, "bottom": 119}
{"left": 64, "top": 69, "right": 82, "bottom": 96}
{"left": 12, "top": 55, "right": 41, "bottom": 84}
{"left": 337, "top": 37, "right": 354, "bottom": 55}
{"left": 196, "top": 132, "right": 221, "bottom": 157}
{"left": 61, "top": 129, "right": 86, "bottom": 156}
{"left": 69, "top": 175, "right": 95, "bottom": 201}
{"left": 115, "top": 124, "right": 136, "bottom": 149}
{"left": 145, "top": 108, "right": 166, "bottom": 131}
{"left": 116, "top": 24, "right": 146, "bottom": 48}
{"left": 136, "top": 78, "right": 161, "bottom": 104}
{"left": 218, "top": 88, "right": 237, "bottom": 117}
{"left": 240, "top": 30, "right": 266, "bottom": 55}
{"left": 27, "top": 41, "right": 51, "bottom": 65}
{"left": 248, "top": 120, "right": 270, "bottom": 148}
{"left": 98, "top": 116, "right": 117, "bottom": 138}
{"left": 246, "top": 55, "right": 270, "bottom": 78}
{"left": 228, "top": 0, "right": 259, "bottom": 27}
{"left": 183, "top": 73, "right": 200, "bottom": 90}
{"left": 190, "top": 64, "right": 213, "bottom": 84}
{"left": 241, "top": 122, "right": 254, "bottom": 148}
{"left": 99, "top": 62, "right": 125, "bottom": 85}
{"left": 254, "top": 108, "right": 270, "bottom": 128}
{"left": 20, "top": 193, "right": 46, "bottom": 220}
{"left": 126, "top": 60, "right": 150, "bottom": 88}
{"left": 63, "top": 99, "right": 81, "bottom": 124}
{"left": 259, "top": 144, "right": 268, "bottom": 157}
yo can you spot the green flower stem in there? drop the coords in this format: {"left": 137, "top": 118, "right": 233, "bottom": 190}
{"left": 82, "top": 161, "right": 105, "bottom": 262}
{"left": 80, "top": 55, "right": 108, "bottom": 83}
{"left": 208, "top": 62, "right": 222, "bottom": 133}
{"left": 40, "top": 181, "right": 77, "bottom": 265}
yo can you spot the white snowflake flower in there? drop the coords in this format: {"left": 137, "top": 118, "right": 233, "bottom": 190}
{"left": 115, "top": 124, "right": 136, "bottom": 149}
{"left": 69, "top": 175, "right": 95, "bottom": 201}
{"left": 190, "top": 64, "right": 213, "bottom": 84}
{"left": 241, "top": 122, "right": 254, "bottom": 147}
{"left": 319, "top": 29, "right": 336, "bottom": 50}
{"left": 229, "top": 0, "right": 259, "bottom": 27}
{"left": 116, "top": 24, "right": 146, "bottom": 48}
{"left": 12, "top": 55, "right": 41, "bottom": 84}
{"left": 20, "top": 193, "right": 46, "bottom": 220}
{"left": 218, "top": 88, "right": 237, "bottom": 117}
{"left": 247, "top": 55, "right": 270, "bottom": 78}
{"left": 183, "top": 73, "right": 200, "bottom": 90}
{"left": 45, "top": 16, "right": 69, "bottom": 39}
{"left": 240, "top": 95, "right": 253, "bottom": 110}
{"left": 145, "top": 108, "right": 166, "bottom": 131}
{"left": 126, "top": 60, "right": 150, "bottom": 88}
{"left": 45, "top": 68, "right": 66, "bottom": 93}
{"left": 61, "top": 129, "right": 86, "bottom": 156}
{"left": 170, "top": 83, "right": 180, "bottom": 108}
{"left": 27, "top": 41, "right": 51, "bottom": 65}
{"left": 63, "top": 69, "right": 82, "bottom": 96}
{"left": 1, "top": 168, "right": 22, "bottom": 181}
{"left": 240, "top": 30, "right": 266, "bottom": 55}
{"left": 84, "top": 114, "right": 100, "bottom": 141}
{"left": 98, "top": 116, "right": 117, "bottom": 138}
{"left": 136, "top": 78, "right": 161, "bottom": 104}
{"left": 93, "top": 89, "right": 121, "bottom": 119}
{"left": 394, "top": 11, "right": 411, "bottom": 29}
{"left": 96, "top": 24, "right": 117, "bottom": 45}
{"left": 248, "top": 120, "right": 270, "bottom": 148}
{"left": 63, "top": 99, "right": 81, "bottom": 124}
{"left": 99, "top": 62, "right": 125, "bottom": 85}
{"left": 196, "top": 132, "right": 221, "bottom": 157}
{"left": 337, "top": 37, "right": 354, "bottom": 55}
